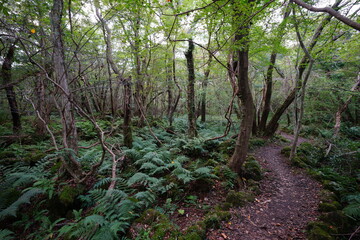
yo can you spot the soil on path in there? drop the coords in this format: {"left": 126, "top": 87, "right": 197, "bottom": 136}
{"left": 207, "top": 135, "right": 322, "bottom": 240}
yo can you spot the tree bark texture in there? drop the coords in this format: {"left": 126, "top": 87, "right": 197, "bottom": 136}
{"left": 201, "top": 54, "right": 212, "bottom": 122}
{"left": 229, "top": 0, "right": 255, "bottom": 175}
{"left": 1, "top": 42, "right": 22, "bottom": 134}
{"left": 50, "top": 0, "right": 78, "bottom": 152}
{"left": 185, "top": 40, "right": 197, "bottom": 138}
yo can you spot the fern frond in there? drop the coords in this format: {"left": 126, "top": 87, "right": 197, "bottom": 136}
{"left": 0, "top": 188, "right": 44, "bottom": 220}
{"left": 140, "top": 162, "right": 158, "bottom": 171}
{"left": 83, "top": 214, "right": 107, "bottom": 226}
{"left": 134, "top": 191, "right": 156, "bottom": 208}
{"left": 0, "top": 229, "right": 14, "bottom": 240}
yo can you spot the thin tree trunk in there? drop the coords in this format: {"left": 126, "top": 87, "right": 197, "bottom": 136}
{"left": 264, "top": 0, "right": 342, "bottom": 137}
{"left": 201, "top": 53, "right": 212, "bottom": 122}
{"left": 185, "top": 39, "right": 197, "bottom": 138}
{"left": 168, "top": 44, "right": 181, "bottom": 127}
{"left": 333, "top": 72, "right": 360, "bottom": 137}
{"left": 289, "top": 10, "right": 315, "bottom": 160}
{"left": 229, "top": 0, "right": 255, "bottom": 175}
{"left": 123, "top": 77, "right": 133, "bottom": 148}
{"left": 1, "top": 41, "right": 22, "bottom": 134}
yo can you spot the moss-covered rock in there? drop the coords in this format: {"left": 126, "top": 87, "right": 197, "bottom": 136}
{"left": 136, "top": 208, "right": 167, "bottom": 225}
{"left": 249, "top": 138, "right": 266, "bottom": 150}
{"left": 319, "top": 211, "right": 350, "bottom": 231}
{"left": 307, "top": 226, "right": 334, "bottom": 240}
{"left": 180, "top": 221, "right": 206, "bottom": 240}
{"left": 291, "top": 156, "right": 308, "bottom": 168}
{"left": 246, "top": 179, "right": 261, "bottom": 195}
{"left": 204, "top": 209, "right": 231, "bottom": 229}
{"left": 59, "top": 185, "right": 85, "bottom": 206}
{"left": 307, "top": 221, "right": 338, "bottom": 234}
{"left": 243, "top": 156, "right": 262, "bottom": 181}
{"left": 319, "top": 190, "right": 338, "bottom": 202}
{"left": 280, "top": 146, "right": 291, "bottom": 157}
{"left": 226, "top": 190, "right": 255, "bottom": 207}
{"left": 135, "top": 209, "right": 180, "bottom": 239}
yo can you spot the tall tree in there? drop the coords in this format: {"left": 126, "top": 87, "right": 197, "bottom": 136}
{"left": 1, "top": 40, "right": 22, "bottom": 134}
{"left": 258, "top": 5, "right": 291, "bottom": 133}
{"left": 50, "top": 0, "right": 78, "bottom": 152}
{"left": 185, "top": 39, "right": 197, "bottom": 138}
{"left": 263, "top": 0, "right": 343, "bottom": 137}
{"left": 228, "top": 0, "right": 255, "bottom": 174}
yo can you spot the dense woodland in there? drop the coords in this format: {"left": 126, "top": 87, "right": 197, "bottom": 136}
{"left": 0, "top": 0, "right": 359, "bottom": 239}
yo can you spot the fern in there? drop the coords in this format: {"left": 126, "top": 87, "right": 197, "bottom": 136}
{"left": 193, "top": 167, "right": 217, "bottom": 180}
{"left": 172, "top": 167, "right": 193, "bottom": 184}
{"left": 127, "top": 172, "right": 160, "bottom": 187}
{"left": 0, "top": 188, "right": 44, "bottom": 220}
{"left": 0, "top": 229, "right": 14, "bottom": 240}
{"left": 134, "top": 191, "right": 156, "bottom": 208}
{"left": 344, "top": 193, "right": 360, "bottom": 219}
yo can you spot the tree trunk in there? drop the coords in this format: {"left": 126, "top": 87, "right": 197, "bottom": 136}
{"left": 124, "top": 77, "right": 133, "bottom": 148}
{"left": 263, "top": 0, "right": 342, "bottom": 137}
{"left": 185, "top": 39, "right": 197, "bottom": 138}
{"left": 201, "top": 54, "right": 212, "bottom": 123}
{"left": 228, "top": 1, "right": 255, "bottom": 174}
{"left": 333, "top": 72, "right": 360, "bottom": 137}
{"left": 168, "top": 44, "right": 181, "bottom": 127}
{"left": 50, "top": 0, "right": 78, "bottom": 152}
{"left": 1, "top": 42, "right": 22, "bottom": 134}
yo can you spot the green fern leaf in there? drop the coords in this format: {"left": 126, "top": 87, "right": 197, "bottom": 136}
{"left": 0, "top": 188, "right": 44, "bottom": 220}
{"left": 0, "top": 229, "right": 14, "bottom": 240}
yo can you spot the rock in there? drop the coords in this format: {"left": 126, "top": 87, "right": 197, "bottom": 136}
{"left": 226, "top": 190, "right": 255, "bottom": 207}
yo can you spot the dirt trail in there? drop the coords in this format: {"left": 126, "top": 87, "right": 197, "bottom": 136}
{"left": 207, "top": 136, "right": 322, "bottom": 240}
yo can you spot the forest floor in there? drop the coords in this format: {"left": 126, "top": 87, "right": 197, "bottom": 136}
{"left": 205, "top": 133, "right": 323, "bottom": 240}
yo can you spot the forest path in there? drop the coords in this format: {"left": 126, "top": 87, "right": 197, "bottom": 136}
{"left": 207, "top": 134, "right": 322, "bottom": 240}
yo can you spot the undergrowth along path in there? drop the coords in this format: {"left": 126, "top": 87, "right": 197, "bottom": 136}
{"left": 208, "top": 135, "right": 322, "bottom": 240}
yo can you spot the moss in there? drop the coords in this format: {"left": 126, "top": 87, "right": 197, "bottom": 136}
{"left": 319, "top": 190, "right": 338, "bottom": 202}
{"left": 318, "top": 202, "right": 341, "bottom": 212}
{"left": 307, "top": 221, "right": 337, "bottom": 234}
{"left": 136, "top": 209, "right": 167, "bottom": 225}
{"left": 319, "top": 211, "right": 350, "bottom": 231}
{"left": 218, "top": 139, "right": 236, "bottom": 155}
{"left": 246, "top": 179, "right": 261, "bottom": 195}
{"left": 184, "top": 221, "right": 206, "bottom": 239}
{"left": 152, "top": 221, "right": 179, "bottom": 240}
{"left": 24, "top": 151, "right": 46, "bottom": 164}
{"left": 307, "top": 226, "right": 334, "bottom": 240}
{"left": 226, "top": 190, "right": 255, "bottom": 207}
{"left": 59, "top": 185, "right": 85, "bottom": 206}
{"left": 178, "top": 232, "right": 202, "bottom": 240}
{"left": 249, "top": 138, "right": 266, "bottom": 149}
{"left": 291, "top": 156, "right": 308, "bottom": 168}
{"left": 204, "top": 210, "right": 231, "bottom": 229}
{"left": 281, "top": 146, "right": 291, "bottom": 157}
{"left": 135, "top": 209, "right": 180, "bottom": 239}
{"left": 243, "top": 156, "right": 262, "bottom": 181}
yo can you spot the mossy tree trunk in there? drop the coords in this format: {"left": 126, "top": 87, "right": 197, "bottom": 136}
{"left": 1, "top": 41, "right": 22, "bottom": 134}
{"left": 228, "top": 0, "right": 255, "bottom": 175}
{"left": 185, "top": 39, "right": 197, "bottom": 138}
